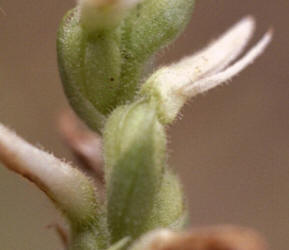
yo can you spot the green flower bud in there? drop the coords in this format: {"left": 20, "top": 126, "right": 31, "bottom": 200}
{"left": 103, "top": 99, "right": 186, "bottom": 243}
{"left": 104, "top": 100, "right": 166, "bottom": 242}
{"left": 57, "top": 9, "right": 121, "bottom": 133}
{"left": 57, "top": 0, "right": 195, "bottom": 132}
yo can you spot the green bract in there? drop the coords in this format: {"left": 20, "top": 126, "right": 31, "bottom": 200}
{"left": 57, "top": 0, "right": 195, "bottom": 132}
{"left": 104, "top": 101, "right": 162, "bottom": 241}
{"left": 104, "top": 100, "right": 186, "bottom": 243}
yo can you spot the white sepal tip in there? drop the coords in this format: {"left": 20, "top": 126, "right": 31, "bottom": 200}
{"left": 182, "top": 29, "right": 273, "bottom": 97}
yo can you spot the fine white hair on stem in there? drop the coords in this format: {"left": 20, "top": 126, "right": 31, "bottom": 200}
{"left": 0, "top": 123, "right": 98, "bottom": 223}
{"left": 182, "top": 29, "right": 273, "bottom": 97}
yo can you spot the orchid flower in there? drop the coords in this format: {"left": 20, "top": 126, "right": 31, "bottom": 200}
{"left": 142, "top": 16, "right": 272, "bottom": 123}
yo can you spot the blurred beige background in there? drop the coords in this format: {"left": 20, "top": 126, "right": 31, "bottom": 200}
{"left": 0, "top": 0, "right": 288, "bottom": 249}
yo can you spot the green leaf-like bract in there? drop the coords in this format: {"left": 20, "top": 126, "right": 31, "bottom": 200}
{"left": 104, "top": 100, "right": 166, "bottom": 242}
{"left": 104, "top": 100, "right": 186, "bottom": 243}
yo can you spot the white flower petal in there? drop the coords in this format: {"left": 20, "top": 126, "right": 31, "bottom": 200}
{"left": 172, "top": 16, "right": 256, "bottom": 82}
{"left": 183, "top": 30, "right": 273, "bottom": 96}
{"left": 0, "top": 123, "right": 98, "bottom": 224}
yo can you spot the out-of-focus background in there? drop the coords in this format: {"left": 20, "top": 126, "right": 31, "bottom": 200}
{"left": 0, "top": 0, "right": 288, "bottom": 249}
